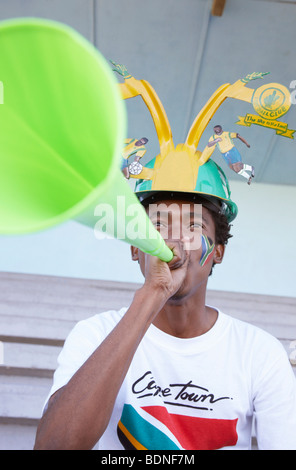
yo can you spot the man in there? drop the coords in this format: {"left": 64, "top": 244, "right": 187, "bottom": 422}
{"left": 208, "top": 125, "right": 255, "bottom": 184}
{"left": 34, "top": 182, "right": 296, "bottom": 450}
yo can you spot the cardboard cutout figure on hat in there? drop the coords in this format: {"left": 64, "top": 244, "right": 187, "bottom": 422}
{"left": 207, "top": 125, "right": 255, "bottom": 185}
{"left": 121, "top": 137, "right": 148, "bottom": 179}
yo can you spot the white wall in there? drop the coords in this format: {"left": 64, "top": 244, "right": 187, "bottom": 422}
{"left": 0, "top": 180, "right": 295, "bottom": 298}
{"left": 207, "top": 180, "right": 296, "bottom": 297}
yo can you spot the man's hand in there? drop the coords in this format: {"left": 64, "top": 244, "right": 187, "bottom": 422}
{"left": 142, "top": 240, "right": 190, "bottom": 300}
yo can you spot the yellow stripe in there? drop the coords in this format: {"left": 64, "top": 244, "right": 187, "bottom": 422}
{"left": 118, "top": 420, "right": 147, "bottom": 450}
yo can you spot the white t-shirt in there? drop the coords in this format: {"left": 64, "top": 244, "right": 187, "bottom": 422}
{"left": 45, "top": 308, "right": 296, "bottom": 450}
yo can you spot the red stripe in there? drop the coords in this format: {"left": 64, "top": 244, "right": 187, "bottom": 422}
{"left": 142, "top": 406, "right": 238, "bottom": 450}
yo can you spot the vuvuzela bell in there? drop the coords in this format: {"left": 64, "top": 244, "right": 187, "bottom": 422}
{"left": 0, "top": 18, "right": 173, "bottom": 262}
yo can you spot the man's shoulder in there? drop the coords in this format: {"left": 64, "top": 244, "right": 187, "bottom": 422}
{"left": 223, "top": 311, "right": 286, "bottom": 357}
{"left": 82, "top": 307, "right": 127, "bottom": 326}
{"left": 70, "top": 308, "right": 128, "bottom": 340}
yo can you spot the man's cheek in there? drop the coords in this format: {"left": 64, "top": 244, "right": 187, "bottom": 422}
{"left": 199, "top": 235, "right": 215, "bottom": 266}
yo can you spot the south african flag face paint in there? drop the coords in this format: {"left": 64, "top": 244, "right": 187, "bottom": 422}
{"left": 199, "top": 235, "right": 215, "bottom": 266}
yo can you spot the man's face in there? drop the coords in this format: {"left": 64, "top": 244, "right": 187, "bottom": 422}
{"left": 131, "top": 199, "right": 224, "bottom": 302}
{"left": 214, "top": 126, "right": 222, "bottom": 135}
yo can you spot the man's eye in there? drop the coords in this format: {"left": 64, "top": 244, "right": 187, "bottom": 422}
{"left": 153, "top": 221, "right": 165, "bottom": 228}
{"left": 190, "top": 222, "right": 202, "bottom": 229}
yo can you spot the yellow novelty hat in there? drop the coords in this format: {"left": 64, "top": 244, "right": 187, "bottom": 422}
{"left": 112, "top": 67, "right": 285, "bottom": 222}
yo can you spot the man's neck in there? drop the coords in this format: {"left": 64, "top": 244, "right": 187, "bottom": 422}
{"left": 152, "top": 284, "right": 218, "bottom": 339}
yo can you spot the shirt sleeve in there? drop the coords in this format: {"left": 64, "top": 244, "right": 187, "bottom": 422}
{"left": 230, "top": 132, "right": 237, "bottom": 138}
{"left": 253, "top": 341, "right": 296, "bottom": 450}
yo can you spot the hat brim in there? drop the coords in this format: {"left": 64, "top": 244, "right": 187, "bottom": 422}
{"left": 135, "top": 189, "right": 238, "bottom": 223}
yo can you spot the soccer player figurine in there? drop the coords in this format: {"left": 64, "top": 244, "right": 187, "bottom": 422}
{"left": 121, "top": 137, "right": 148, "bottom": 179}
{"left": 207, "top": 125, "right": 255, "bottom": 185}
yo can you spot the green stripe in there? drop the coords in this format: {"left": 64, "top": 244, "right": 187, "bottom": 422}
{"left": 200, "top": 235, "right": 214, "bottom": 267}
{"left": 120, "top": 404, "right": 180, "bottom": 450}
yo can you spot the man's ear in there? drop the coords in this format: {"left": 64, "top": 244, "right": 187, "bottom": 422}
{"left": 213, "top": 243, "right": 225, "bottom": 265}
{"left": 130, "top": 245, "right": 139, "bottom": 261}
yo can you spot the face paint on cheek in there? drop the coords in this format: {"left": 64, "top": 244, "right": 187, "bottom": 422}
{"left": 199, "top": 235, "right": 215, "bottom": 267}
